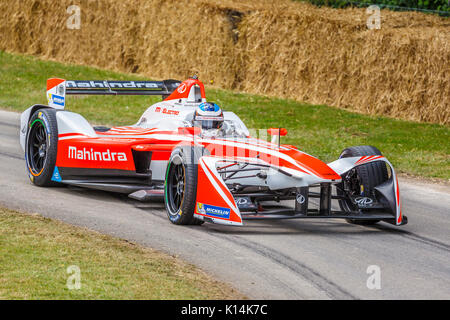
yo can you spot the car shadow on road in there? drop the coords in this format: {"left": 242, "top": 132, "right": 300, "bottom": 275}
{"left": 201, "top": 218, "right": 406, "bottom": 236}
{"left": 109, "top": 191, "right": 408, "bottom": 237}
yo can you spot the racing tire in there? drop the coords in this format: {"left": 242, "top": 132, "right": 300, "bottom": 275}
{"left": 337, "top": 145, "right": 389, "bottom": 225}
{"left": 25, "top": 108, "right": 59, "bottom": 187}
{"left": 164, "top": 146, "right": 208, "bottom": 225}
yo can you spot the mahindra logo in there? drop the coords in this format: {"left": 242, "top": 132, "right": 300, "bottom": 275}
{"left": 66, "top": 80, "right": 160, "bottom": 89}
{"left": 177, "top": 83, "right": 187, "bottom": 94}
{"left": 68, "top": 146, "right": 127, "bottom": 162}
{"left": 236, "top": 198, "right": 248, "bottom": 205}
{"left": 296, "top": 194, "right": 305, "bottom": 204}
{"left": 355, "top": 197, "right": 373, "bottom": 206}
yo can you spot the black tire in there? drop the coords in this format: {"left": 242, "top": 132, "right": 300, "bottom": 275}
{"left": 337, "top": 145, "right": 389, "bottom": 225}
{"left": 25, "top": 108, "right": 59, "bottom": 187}
{"left": 164, "top": 146, "right": 208, "bottom": 225}
{"left": 190, "top": 217, "right": 205, "bottom": 226}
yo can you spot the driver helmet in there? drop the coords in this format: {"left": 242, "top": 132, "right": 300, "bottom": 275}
{"left": 193, "top": 102, "right": 224, "bottom": 131}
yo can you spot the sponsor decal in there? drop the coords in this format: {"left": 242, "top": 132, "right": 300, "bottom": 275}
{"left": 195, "top": 115, "right": 223, "bottom": 121}
{"left": 296, "top": 193, "right": 306, "bottom": 204}
{"left": 196, "top": 202, "right": 230, "bottom": 219}
{"left": 355, "top": 196, "right": 373, "bottom": 206}
{"left": 154, "top": 106, "right": 179, "bottom": 115}
{"left": 68, "top": 146, "right": 127, "bottom": 162}
{"left": 57, "top": 84, "right": 65, "bottom": 95}
{"left": 163, "top": 108, "right": 179, "bottom": 115}
{"left": 177, "top": 83, "right": 187, "bottom": 94}
{"left": 235, "top": 196, "right": 256, "bottom": 210}
{"left": 50, "top": 94, "right": 65, "bottom": 106}
{"left": 51, "top": 166, "right": 62, "bottom": 182}
{"left": 66, "top": 80, "right": 161, "bottom": 89}
{"left": 236, "top": 197, "right": 248, "bottom": 205}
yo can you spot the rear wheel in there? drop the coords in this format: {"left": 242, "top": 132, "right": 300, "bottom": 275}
{"left": 164, "top": 146, "right": 208, "bottom": 225}
{"left": 25, "top": 108, "right": 59, "bottom": 187}
{"left": 337, "top": 145, "right": 388, "bottom": 225}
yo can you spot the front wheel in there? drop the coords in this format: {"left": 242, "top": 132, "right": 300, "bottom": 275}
{"left": 164, "top": 146, "right": 208, "bottom": 225}
{"left": 337, "top": 145, "right": 389, "bottom": 225}
{"left": 25, "top": 108, "right": 59, "bottom": 187}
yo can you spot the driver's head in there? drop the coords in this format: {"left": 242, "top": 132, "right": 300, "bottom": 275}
{"left": 193, "top": 102, "right": 224, "bottom": 131}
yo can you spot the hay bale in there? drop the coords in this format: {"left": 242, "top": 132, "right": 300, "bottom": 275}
{"left": 0, "top": 0, "right": 448, "bottom": 124}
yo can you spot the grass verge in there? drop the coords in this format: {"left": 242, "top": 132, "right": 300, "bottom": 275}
{"left": 0, "top": 51, "right": 448, "bottom": 180}
{"left": 0, "top": 207, "right": 243, "bottom": 299}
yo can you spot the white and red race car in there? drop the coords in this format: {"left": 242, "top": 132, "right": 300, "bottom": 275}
{"left": 19, "top": 76, "right": 407, "bottom": 226}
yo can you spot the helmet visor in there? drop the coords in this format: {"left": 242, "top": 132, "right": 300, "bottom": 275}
{"left": 194, "top": 115, "right": 224, "bottom": 130}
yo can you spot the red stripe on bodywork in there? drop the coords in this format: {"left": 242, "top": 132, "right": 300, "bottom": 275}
{"left": 58, "top": 133, "right": 87, "bottom": 138}
{"left": 202, "top": 158, "right": 235, "bottom": 204}
{"left": 47, "top": 78, "right": 65, "bottom": 91}
{"left": 356, "top": 155, "right": 384, "bottom": 165}
{"left": 195, "top": 159, "right": 241, "bottom": 224}
{"left": 132, "top": 144, "right": 174, "bottom": 152}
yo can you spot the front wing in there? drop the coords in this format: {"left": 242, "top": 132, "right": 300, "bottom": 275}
{"left": 191, "top": 155, "right": 405, "bottom": 226}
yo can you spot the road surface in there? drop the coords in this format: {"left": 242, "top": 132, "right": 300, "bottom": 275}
{"left": 0, "top": 109, "right": 449, "bottom": 299}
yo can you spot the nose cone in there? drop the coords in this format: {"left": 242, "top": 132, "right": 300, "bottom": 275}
{"left": 281, "top": 147, "right": 341, "bottom": 180}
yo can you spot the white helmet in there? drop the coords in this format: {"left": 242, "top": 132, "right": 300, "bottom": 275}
{"left": 193, "top": 102, "right": 224, "bottom": 131}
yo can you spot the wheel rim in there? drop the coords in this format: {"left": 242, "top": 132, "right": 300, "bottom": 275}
{"left": 166, "top": 158, "right": 185, "bottom": 215}
{"left": 27, "top": 120, "right": 48, "bottom": 175}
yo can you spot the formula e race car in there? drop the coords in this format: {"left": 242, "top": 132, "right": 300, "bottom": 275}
{"left": 19, "top": 76, "right": 407, "bottom": 227}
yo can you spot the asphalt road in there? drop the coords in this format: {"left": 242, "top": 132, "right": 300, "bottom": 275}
{"left": 0, "top": 109, "right": 449, "bottom": 299}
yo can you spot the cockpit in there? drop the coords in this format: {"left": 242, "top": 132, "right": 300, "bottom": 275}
{"left": 136, "top": 77, "right": 249, "bottom": 139}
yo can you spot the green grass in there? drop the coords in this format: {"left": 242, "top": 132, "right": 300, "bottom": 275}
{"left": 0, "top": 51, "right": 448, "bottom": 180}
{"left": 0, "top": 207, "right": 243, "bottom": 299}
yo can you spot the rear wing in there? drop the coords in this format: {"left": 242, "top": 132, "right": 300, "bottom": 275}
{"left": 46, "top": 78, "right": 181, "bottom": 109}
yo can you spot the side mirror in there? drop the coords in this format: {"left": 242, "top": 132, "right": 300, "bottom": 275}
{"left": 178, "top": 127, "right": 201, "bottom": 135}
{"left": 267, "top": 128, "right": 288, "bottom": 146}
